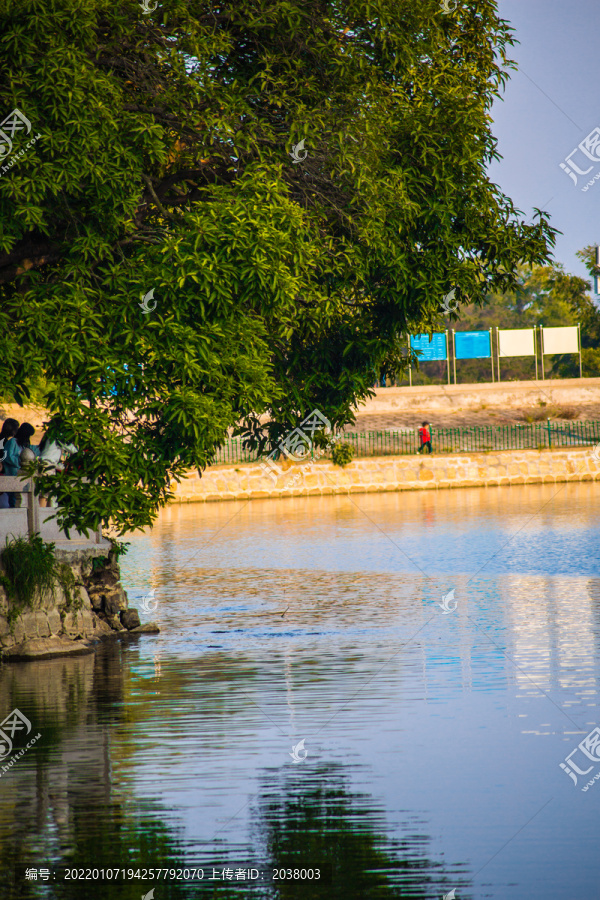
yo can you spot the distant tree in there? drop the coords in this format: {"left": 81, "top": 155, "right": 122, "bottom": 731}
{"left": 0, "top": 0, "right": 555, "bottom": 533}
{"left": 574, "top": 245, "right": 600, "bottom": 363}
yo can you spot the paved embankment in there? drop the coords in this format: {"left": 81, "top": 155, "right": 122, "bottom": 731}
{"left": 170, "top": 446, "right": 600, "bottom": 503}
{"left": 358, "top": 378, "right": 600, "bottom": 414}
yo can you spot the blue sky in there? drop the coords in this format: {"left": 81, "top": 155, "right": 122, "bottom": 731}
{"left": 489, "top": 0, "right": 600, "bottom": 285}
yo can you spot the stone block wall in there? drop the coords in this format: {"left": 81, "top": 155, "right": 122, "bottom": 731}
{"left": 170, "top": 447, "right": 600, "bottom": 504}
{"left": 0, "top": 547, "right": 150, "bottom": 661}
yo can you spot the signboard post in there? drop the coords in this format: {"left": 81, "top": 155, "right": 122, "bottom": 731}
{"left": 452, "top": 330, "right": 457, "bottom": 385}
{"left": 497, "top": 328, "right": 537, "bottom": 381}
{"left": 541, "top": 324, "right": 581, "bottom": 378}
{"left": 405, "top": 322, "right": 584, "bottom": 386}
{"left": 410, "top": 332, "right": 449, "bottom": 384}
{"left": 452, "top": 330, "right": 493, "bottom": 384}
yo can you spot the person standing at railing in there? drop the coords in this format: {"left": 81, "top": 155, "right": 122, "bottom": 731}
{"left": 13, "top": 423, "right": 38, "bottom": 509}
{"left": 0, "top": 417, "right": 20, "bottom": 508}
{"left": 38, "top": 420, "right": 77, "bottom": 508}
{"left": 417, "top": 421, "right": 432, "bottom": 454}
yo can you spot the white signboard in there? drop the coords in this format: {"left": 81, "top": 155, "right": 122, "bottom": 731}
{"left": 542, "top": 326, "right": 579, "bottom": 355}
{"left": 498, "top": 328, "right": 536, "bottom": 358}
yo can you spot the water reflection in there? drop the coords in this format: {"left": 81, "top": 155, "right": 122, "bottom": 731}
{"left": 1, "top": 483, "right": 600, "bottom": 898}
{"left": 0, "top": 642, "right": 461, "bottom": 898}
{"left": 252, "top": 769, "right": 465, "bottom": 899}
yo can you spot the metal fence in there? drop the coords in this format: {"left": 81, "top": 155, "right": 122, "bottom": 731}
{"left": 342, "top": 421, "right": 600, "bottom": 456}
{"left": 211, "top": 421, "right": 600, "bottom": 466}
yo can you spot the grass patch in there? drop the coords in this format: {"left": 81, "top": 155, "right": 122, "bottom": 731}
{"left": 523, "top": 405, "right": 579, "bottom": 423}
{"left": 0, "top": 536, "right": 90, "bottom": 626}
{"left": 56, "top": 562, "right": 81, "bottom": 612}
{"left": 554, "top": 406, "right": 579, "bottom": 420}
{"left": 0, "top": 534, "right": 57, "bottom": 626}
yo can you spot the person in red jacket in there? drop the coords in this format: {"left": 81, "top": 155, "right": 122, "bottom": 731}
{"left": 418, "top": 421, "right": 432, "bottom": 454}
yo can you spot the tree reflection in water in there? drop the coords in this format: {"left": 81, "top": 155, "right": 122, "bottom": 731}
{"left": 251, "top": 767, "right": 462, "bottom": 900}
{"left": 4, "top": 768, "right": 466, "bottom": 900}
{"left": 0, "top": 646, "right": 467, "bottom": 899}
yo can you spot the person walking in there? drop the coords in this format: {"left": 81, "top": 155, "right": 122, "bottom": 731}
{"left": 418, "top": 421, "right": 432, "bottom": 454}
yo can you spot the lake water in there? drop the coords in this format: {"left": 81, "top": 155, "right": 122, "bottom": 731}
{"left": 2, "top": 482, "right": 600, "bottom": 899}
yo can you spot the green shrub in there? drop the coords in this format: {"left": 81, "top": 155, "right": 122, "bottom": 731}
{"left": 90, "top": 541, "right": 130, "bottom": 575}
{"left": 111, "top": 540, "right": 130, "bottom": 560}
{"left": 56, "top": 562, "right": 81, "bottom": 611}
{"left": 331, "top": 441, "right": 354, "bottom": 467}
{"left": 0, "top": 534, "right": 57, "bottom": 625}
{"left": 91, "top": 556, "right": 109, "bottom": 573}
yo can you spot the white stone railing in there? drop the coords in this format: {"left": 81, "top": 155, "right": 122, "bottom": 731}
{"left": 0, "top": 476, "right": 102, "bottom": 544}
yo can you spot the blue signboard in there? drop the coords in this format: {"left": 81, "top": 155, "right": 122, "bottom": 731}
{"left": 455, "top": 331, "right": 491, "bottom": 360}
{"left": 410, "top": 333, "right": 447, "bottom": 361}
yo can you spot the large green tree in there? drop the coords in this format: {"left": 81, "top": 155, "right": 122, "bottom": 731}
{"left": 0, "top": 0, "right": 555, "bottom": 533}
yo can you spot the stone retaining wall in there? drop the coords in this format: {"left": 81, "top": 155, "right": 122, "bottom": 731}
{"left": 171, "top": 447, "right": 600, "bottom": 503}
{"left": 0, "top": 547, "right": 157, "bottom": 662}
